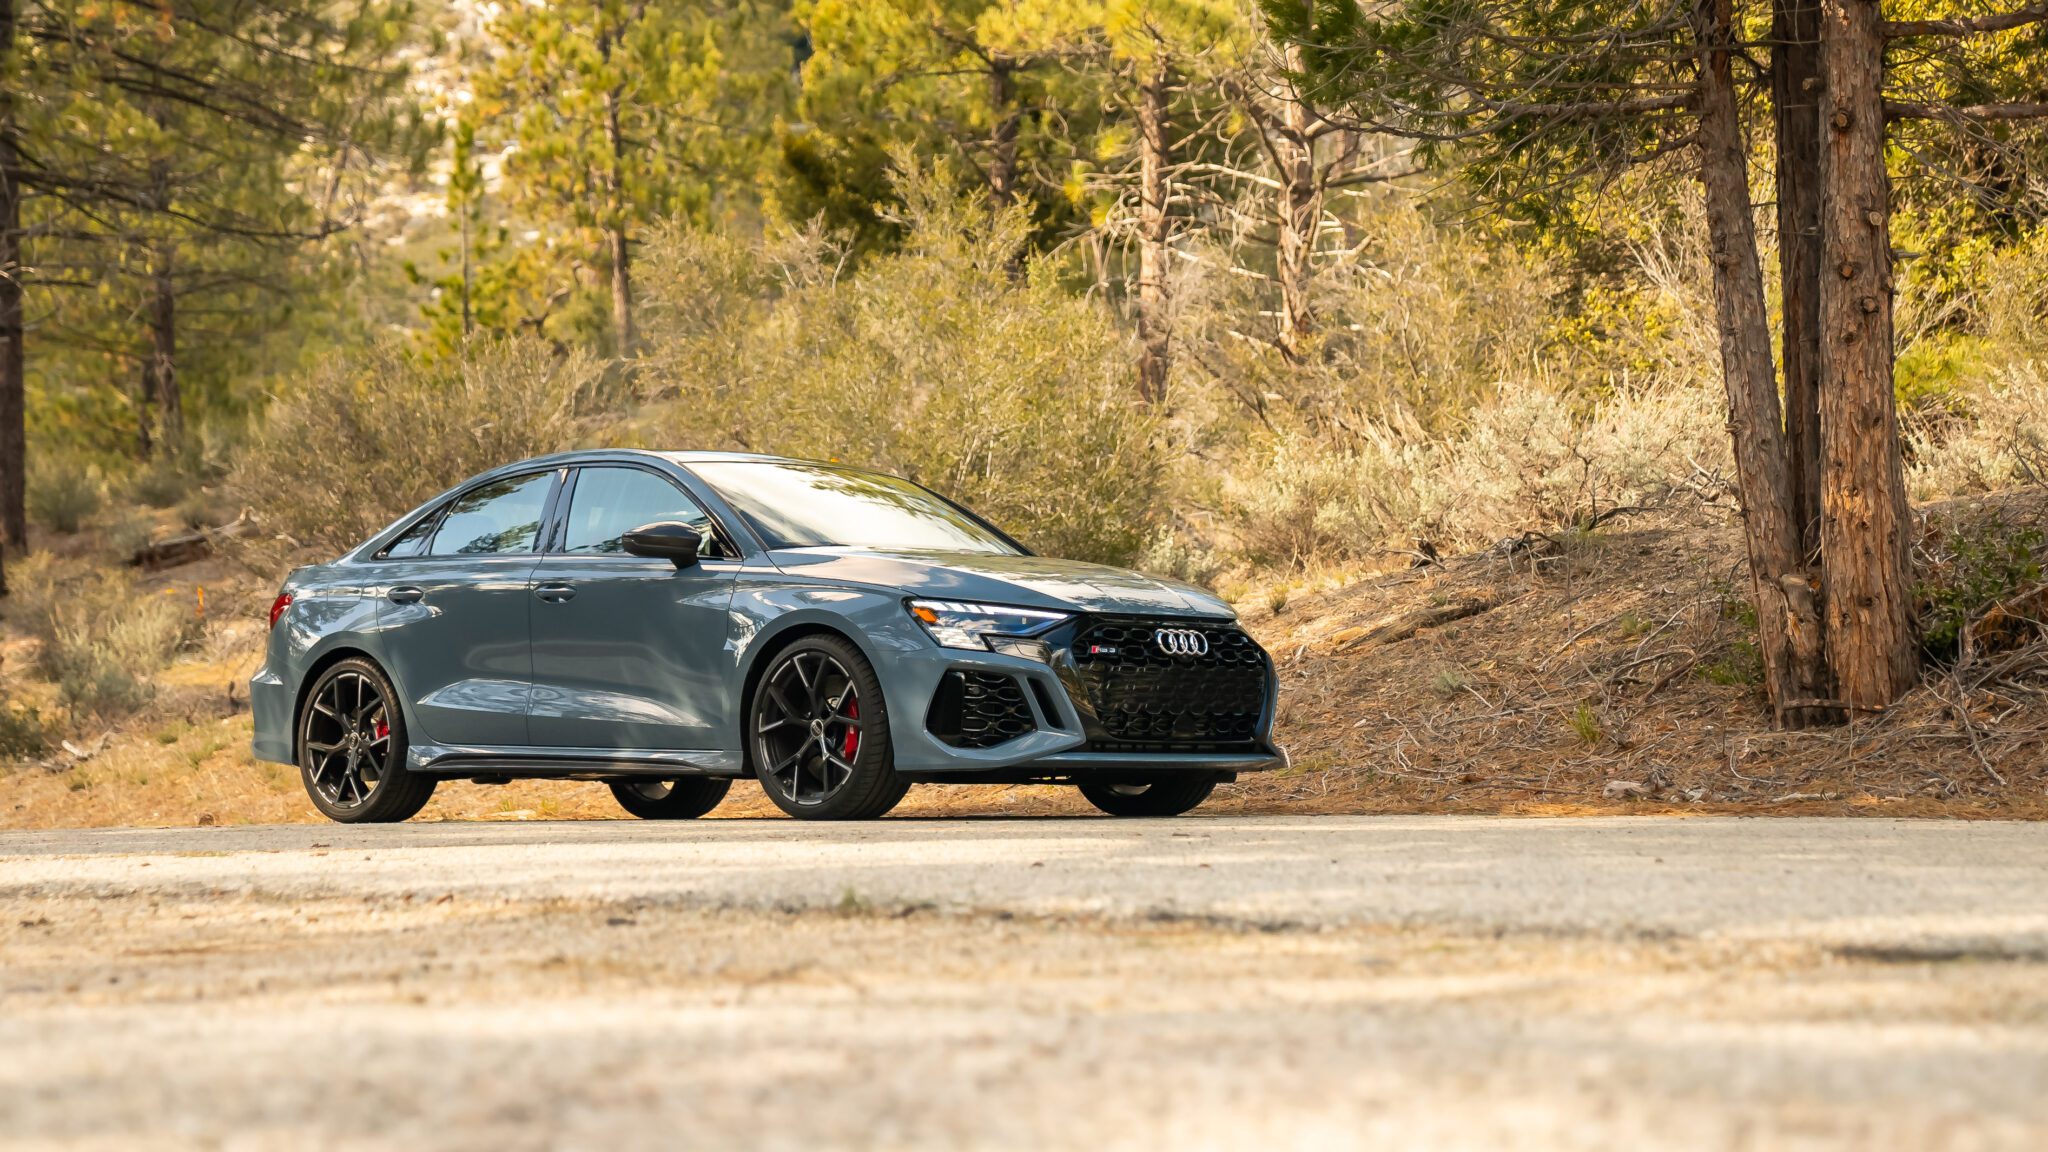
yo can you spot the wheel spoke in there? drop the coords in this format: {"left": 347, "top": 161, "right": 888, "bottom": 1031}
{"left": 763, "top": 683, "right": 804, "bottom": 725}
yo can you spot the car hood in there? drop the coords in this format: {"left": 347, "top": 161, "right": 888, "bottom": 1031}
{"left": 767, "top": 548, "right": 1237, "bottom": 619}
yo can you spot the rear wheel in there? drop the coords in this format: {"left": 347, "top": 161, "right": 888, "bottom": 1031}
{"left": 750, "top": 635, "right": 907, "bottom": 820}
{"left": 297, "top": 658, "right": 436, "bottom": 824}
{"left": 607, "top": 777, "right": 731, "bottom": 820}
{"left": 1079, "top": 774, "right": 1216, "bottom": 817}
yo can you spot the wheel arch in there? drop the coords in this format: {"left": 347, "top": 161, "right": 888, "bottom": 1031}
{"left": 289, "top": 646, "right": 388, "bottom": 759}
{"left": 736, "top": 620, "right": 875, "bottom": 773}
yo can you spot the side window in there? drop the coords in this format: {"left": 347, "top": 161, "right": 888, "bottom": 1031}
{"left": 380, "top": 505, "right": 443, "bottom": 559}
{"left": 563, "top": 467, "right": 724, "bottom": 557}
{"left": 429, "top": 473, "right": 553, "bottom": 556}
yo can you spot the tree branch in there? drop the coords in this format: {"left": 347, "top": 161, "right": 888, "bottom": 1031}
{"left": 1884, "top": 4, "right": 2048, "bottom": 38}
{"left": 1886, "top": 99, "right": 2048, "bottom": 121}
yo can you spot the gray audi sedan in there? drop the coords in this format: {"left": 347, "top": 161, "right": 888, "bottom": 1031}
{"left": 251, "top": 451, "right": 1283, "bottom": 822}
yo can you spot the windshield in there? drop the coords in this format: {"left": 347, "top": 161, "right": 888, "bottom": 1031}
{"left": 691, "top": 461, "right": 1021, "bottom": 554}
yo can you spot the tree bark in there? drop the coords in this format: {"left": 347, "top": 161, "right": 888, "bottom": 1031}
{"left": 1135, "top": 56, "right": 1172, "bottom": 404}
{"left": 1818, "top": 0, "right": 1919, "bottom": 708}
{"left": 148, "top": 240, "right": 182, "bottom": 454}
{"left": 1275, "top": 44, "right": 1320, "bottom": 353}
{"left": 1693, "top": 0, "right": 1831, "bottom": 726}
{"left": 988, "top": 59, "right": 1019, "bottom": 209}
{"left": 602, "top": 85, "right": 634, "bottom": 355}
{"left": 0, "top": 0, "right": 25, "bottom": 575}
{"left": 1773, "top": 0, "right": 1824, "bottom": 557}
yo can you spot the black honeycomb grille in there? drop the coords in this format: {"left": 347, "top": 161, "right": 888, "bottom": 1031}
{"left": 927, "top": 671, "right": 1036, "bottom": 749}
{"left": 1070, "top": 619, "right": 1268, "bottom": 751}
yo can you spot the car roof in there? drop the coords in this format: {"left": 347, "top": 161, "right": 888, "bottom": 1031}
{"left": 510, "top": 449, "right": 828, "bottom": 469}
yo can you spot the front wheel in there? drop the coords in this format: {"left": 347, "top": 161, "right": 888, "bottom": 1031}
{"left": 607, "top": 777, "right": 731, "bottom": 820}
{"left": 749, "top": 635, "right": 907, "bottom": 820}
{"left": 1079, "top": 774, "right": 1216, "bottom": 817}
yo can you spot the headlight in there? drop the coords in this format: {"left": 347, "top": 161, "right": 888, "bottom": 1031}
{"left": 907, "top": 599, "right": 1069, "bottom": 657}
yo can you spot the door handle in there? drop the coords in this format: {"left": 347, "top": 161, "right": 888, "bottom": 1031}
{"left": 387, "top": 586, "right": 424, "bottom": 604}
{"left": 535, "top": 583, "right": 577, "bottom": 603}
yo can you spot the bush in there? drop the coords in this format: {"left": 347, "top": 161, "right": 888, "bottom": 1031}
{"left": 11, "top": 554, "right": 204, "bottom": 718}
{"left": 1223, "top": 381, "right": 1728, "bottom": 568}
{"left": 27, "top": 455, "right": 105, "bottom": 535}
{"left": 1908, "top": 361, "right": 2048, "bottom": 500}
{"left": 232, "top": 336, "right": 601, "bottom": 553}
{"left": 637, "top": 166, "right": 1164, "bottom": 565}
{"left": 1916, "top": 510, "right": 2046, "bottom": 661}
{"left": 0, "top": 699, "right": 49, "bottom": 759}
{"left": 126, "top": 453, "right": 196, "bottom": 509}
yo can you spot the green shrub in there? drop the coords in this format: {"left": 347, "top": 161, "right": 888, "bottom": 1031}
{"left": 11, "top": 555, "right": 204, "bottom": 718}
{"left": 27, "top": 455, "right": 105, "bottom": 535}
{"left": 126, "top": 453, "right": 196, "bottom": 509}
{"left": 0, "top": 699, "right": 49, "bottom": 759}
{"left": 637, "top": 165, "right": 1164, "bottom": 566}
{"left": 232, "top": 336, "right": 601, "bottom": 553}
{"left": 1916, "top": 510, "right": 2046, "bottom": 661}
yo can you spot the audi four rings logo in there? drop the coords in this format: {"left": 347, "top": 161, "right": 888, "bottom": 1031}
{"left": 1154, "top": 628, "right": 1210, "bottom": 657}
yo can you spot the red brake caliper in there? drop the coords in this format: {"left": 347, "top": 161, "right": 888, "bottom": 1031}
{"left": 840, "top": 697, "right": 860, "bottom": 759}
{"left": 375, "top": 721, "right": 390, "bottom": 741}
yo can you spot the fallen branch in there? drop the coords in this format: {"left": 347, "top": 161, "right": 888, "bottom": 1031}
{"left": 1325, "top": 596, "right": 1502, "bottom": 654}
{"left": 128, "top": 510, "right": 257, "bottom": 571}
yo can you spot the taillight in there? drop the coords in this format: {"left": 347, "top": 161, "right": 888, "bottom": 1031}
{"left": 268, "top": 592, "right": 294, "bottom": 630}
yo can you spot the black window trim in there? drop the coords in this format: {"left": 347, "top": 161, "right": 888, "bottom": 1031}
{"left": 369, "top": 468, "right": 566, "bottom": 562}
{"left": 545, "top": 462, "right": 741, "bottom": 562}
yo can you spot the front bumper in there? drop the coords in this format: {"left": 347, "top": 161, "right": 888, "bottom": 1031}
{"left": 882, "top": 613, "right": 1283, "bottom": 780}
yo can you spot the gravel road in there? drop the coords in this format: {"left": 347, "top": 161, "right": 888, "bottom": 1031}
{"left": 4, "top": 815, "right": 2046, "bottom": 1150}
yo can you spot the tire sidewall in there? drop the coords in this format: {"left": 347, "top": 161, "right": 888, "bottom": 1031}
{"left": 1079, "top": 774, "right": 1216, "bottom": 817}
{"left": 608, "top": 777, "right": 732, "bottom": 819}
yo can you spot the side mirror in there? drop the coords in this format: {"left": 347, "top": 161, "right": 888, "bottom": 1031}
{"left": 621, "top": 521, "right": 702, "bottom": 567}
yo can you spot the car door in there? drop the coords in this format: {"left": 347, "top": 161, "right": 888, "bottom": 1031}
{"left": 374, "top": 470, "right": 558, "bottom": 748}
{"left": 526, "top": 464, "right": 741, "bottom": 751}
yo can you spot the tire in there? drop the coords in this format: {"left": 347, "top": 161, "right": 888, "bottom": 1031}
{"left": 297, "top": 657, "right": 436, "bottom": 824}
{"left": 607, "top": 777, "right": 732, "bottom": 820}
{"left": 749, "top": 634, "right": 908, "bottom": 821}
{"left": 1079, "top": 774, "right": 1216, "bottom": 817}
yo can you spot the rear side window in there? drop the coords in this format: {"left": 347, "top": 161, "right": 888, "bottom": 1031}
{"left": 430, "top": 473, "right": 553, "bottom": 556}
{"left": 380, "top": 507, "right": 442, "bottom": 559}
{"left": 562, "top": 467, "right": 725, "bottom": 557}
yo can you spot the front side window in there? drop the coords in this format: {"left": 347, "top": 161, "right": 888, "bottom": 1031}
{"left": 430, "top": 473, "right": 553, "bottom": 556}
{"left": 691, "top": 461, "right": 1018, "bottom": 554}
{"left": 562, "top": 467, "right": 724, "bottom": 557}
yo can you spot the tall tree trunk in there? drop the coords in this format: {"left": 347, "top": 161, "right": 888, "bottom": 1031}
{"left": 459, "top": 204, "right": 474, "bottom": 338}
{"left": 1693, "top": 0, "right": 1830, "bottom": 726}
{"left": 148, "top": 240, "right": 181, "bottom": 454}
{"left": 0, "top": 0, "right": 23, "bottom": 578}
{"left": 1274, "top": 45, "right": 1320, "bottom": 354}
{"left": 602, "top": 86, "right": 634, "bottom": 355}
{"left": 1774, "top": 0, "right": 1824, "bottom": 557}
{"left": 1135, "top": 57, "right": 1172, "bottom": 404}
{"left": 1818, "top": 0, "right": 1918, "bottom": 709}
{"left": 988, "top": 59, "right": 1018, "bottom": 209}
{"left": 135, "top": 361, "right": 154, "bottom": 457}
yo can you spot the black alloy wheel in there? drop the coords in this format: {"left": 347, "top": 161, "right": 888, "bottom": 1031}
{"left": 1078, "top": 773, "right": 1217, "bottom": 817}
{"left": 750, "top": 635, "right": 907, "bottom": 820}
{"left": 607, "top": 777, "right": 732, "bottom": 819}
{"left": 298, "top": 658, "right": 436, "bottom": 823}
